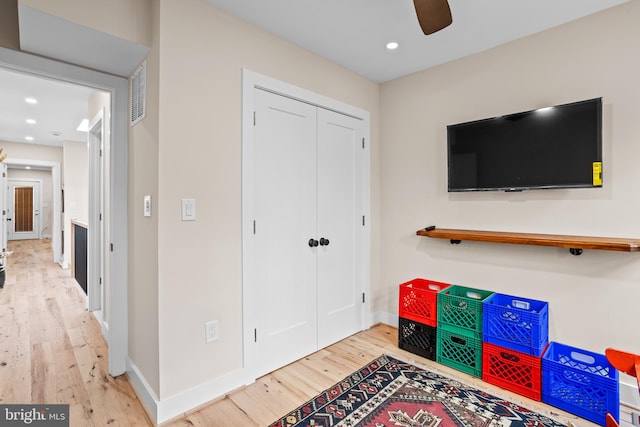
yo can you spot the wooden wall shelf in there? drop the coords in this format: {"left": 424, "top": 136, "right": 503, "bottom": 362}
{"left": 416, "top": 226, "right": 640, "bottom": 255}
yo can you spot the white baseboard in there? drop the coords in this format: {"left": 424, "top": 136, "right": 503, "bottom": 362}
{"left": 620, "top": 380, "right": 640, "bottom": 427}
{"left": 620, "top": 380, "right": 640, "bottom": 409}
{"left": 126, "top": 358, "right": 250, "bottom": 425}
{"left": 126, "top": 315, "right": 639, "bottom": 426}
{"left": 126, "top": 358, "right": 160, "bottom": 424}
{"left": 90, "top": 310, "right": 109, "bottom": 342}
{"left": 157, "top": 369, "right": 248, "bottom": 424}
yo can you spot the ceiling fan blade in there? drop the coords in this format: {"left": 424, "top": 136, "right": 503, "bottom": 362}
{"left": 413, "top": 0, "right": 453, "bottom": 35}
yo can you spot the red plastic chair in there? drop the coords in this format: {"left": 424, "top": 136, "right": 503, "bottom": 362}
{"left": 605, "top": 349, "right": 640, "bottom": 427}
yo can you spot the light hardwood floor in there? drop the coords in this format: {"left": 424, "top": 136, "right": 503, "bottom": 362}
{"left": 0, "top": 239, "right": 152, "bottom": 426}
{"left": 0, "top": 239, "right": 596, "bottom": 427}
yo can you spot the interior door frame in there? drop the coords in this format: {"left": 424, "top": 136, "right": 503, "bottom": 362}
{"left": 7, "top": 178, "right": 42, "bottom": 240}
{"left": 0, "top": 47, "right": 129, "bottom": 377}
{"left": 241, "top": 69, "right": 372, "bottom": 381}
{"left": 88, "top": 108, "right": 105, "bottom": 314}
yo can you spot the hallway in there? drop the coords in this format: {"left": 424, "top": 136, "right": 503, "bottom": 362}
{"left": 0, "top": 239, "right": 151, "bottom": 426}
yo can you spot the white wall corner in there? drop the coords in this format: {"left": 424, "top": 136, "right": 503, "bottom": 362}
{"left": 156, "top": 368, "right": 249, "bottom": 424}
{"left": 126, "top": 358, "right": 160, "bottom": 425}
{"left": 125, "top": 363, "right": 268, "bottom": 425}
{"left": 619, "top": 379, "right": 640, "bottom": 427}
{"left": 373, "top": 311, "right": 398, "bottom": 328}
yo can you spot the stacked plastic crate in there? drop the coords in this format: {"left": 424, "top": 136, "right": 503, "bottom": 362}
{"left": 436, "top": 285, "right": 494, "bottom": 377}
{"left": 398, "top": 278, "right": 451, "bottom": 360}
{"left": 482, "top": 293, "right": 549, "bottom": 400}
{"left": 542, "top": 342, "right": 619, "bottom": 425}
{"left": 398, "top": 280, "right": 621, "bottom": 426}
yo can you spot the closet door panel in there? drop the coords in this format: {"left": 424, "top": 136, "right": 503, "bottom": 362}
{"left": 252, "top": 89, "right": 318, "bottom": 375}
{"left": 317, "top": 108, "right": 364, "bottom": 348}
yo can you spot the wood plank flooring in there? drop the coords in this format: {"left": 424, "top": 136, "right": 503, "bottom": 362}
{"left": 0, "top": 239, "right": 152, "bottom": 426}
{"left": 0, "top": 239, "right": 596, "bottom": 427}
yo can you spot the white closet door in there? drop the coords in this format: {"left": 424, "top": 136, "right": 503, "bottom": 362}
{"left": 317, "top": 108, "right": 364, "bottom": 348}
{"left": 251, "top": 88, "right": 318, "bottom": 376}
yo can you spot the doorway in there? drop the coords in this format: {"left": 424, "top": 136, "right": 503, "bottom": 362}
{"left": 3, "top": 160, "right": 60, "bottom": 262}
{"left": 8, "top": 179, "right": 41, "bottom": 240}
{"left": 0, "top": 48, "right": 129, "bottom": 377}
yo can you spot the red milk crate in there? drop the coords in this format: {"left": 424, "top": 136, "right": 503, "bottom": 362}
{"left": 399, "top": 278, "right": 451, "bottom": 327}
{"left": 482, "top": 341, "right": 543, "bottom": 401}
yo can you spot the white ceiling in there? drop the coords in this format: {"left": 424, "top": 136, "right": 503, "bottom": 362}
{"left": 0, "top": 67, "right": 97, "bottom": 148}
{"left": 0, "top": 4, "right": 149, "bottom": 149}
{"left": 0, "top": 0, "right": 629, "bottom": 150}
{"left": 203, "top": 0, "right": 630, "bottom": 83}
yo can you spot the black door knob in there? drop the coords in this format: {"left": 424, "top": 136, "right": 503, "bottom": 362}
{"left": 308, "top": 238, "right": 319, "bottom": 247}
{"left": 319, "top": 238, "right": 330, "bottom": 246}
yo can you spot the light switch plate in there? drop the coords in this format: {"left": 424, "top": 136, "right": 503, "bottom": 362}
{"left": 143, "top": 195, "right": 151, "bottom": 217}
{"left": 181, "top": 198, "right": 196, "bottom": 221}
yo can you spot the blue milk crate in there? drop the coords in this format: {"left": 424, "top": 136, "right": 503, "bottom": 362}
{"left": 542, "top": 342, "right": 619, "bottom": 426}
{"left": 483, "top": 293, "right": 549, "bottom": 356}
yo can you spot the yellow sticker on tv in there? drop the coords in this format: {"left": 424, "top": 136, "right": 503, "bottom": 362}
{"left": 593, "top": 162, "right": 602, "bottom": 186}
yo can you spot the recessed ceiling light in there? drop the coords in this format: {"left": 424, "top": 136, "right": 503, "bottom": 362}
{"left": 25, "top": 97, "right": 38, "bottom": 104}
{"left": 386, "top": 42, "right": 399, "bottom": 50}
{"left": 25, "top": 136, "right": 34, "bottom": 141}
{"left": 26, "top": 119, "right": 36, "bottom": 125}
{"left": 25, "top": 166, "right": 31, "bottom": 170}
{"left": 52, "top": 131, "right": 62, "bottom": 137}
{"left": 76, "top": 119, "right": 89, "bottom": 132}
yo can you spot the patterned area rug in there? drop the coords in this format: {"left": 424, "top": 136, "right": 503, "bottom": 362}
{"left": 269, "top": 354, "right": 565, "bottom": 427}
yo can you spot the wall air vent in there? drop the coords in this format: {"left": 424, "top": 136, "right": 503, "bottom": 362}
{"left": 130, "top": 60, "right": 146, "bottom": 126}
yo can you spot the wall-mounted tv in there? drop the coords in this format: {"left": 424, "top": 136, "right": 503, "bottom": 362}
{"left": 447, "top": 97, "right": 602, "bottom": 192}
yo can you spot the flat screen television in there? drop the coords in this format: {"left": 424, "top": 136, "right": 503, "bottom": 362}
{"left": 447, "top": 97, "right": 602, "bottom": 192}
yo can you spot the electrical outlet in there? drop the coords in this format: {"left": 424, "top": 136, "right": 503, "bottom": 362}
{"left": 205, "top": 320, "right": 219, "bottom": 343}
{"left": 632, "top": 411, "right": 640, "bottom": 427}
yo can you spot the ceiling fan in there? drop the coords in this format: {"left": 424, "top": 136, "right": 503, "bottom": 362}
{"left": 413, "top": 0, "right": 453, "bottom": 35}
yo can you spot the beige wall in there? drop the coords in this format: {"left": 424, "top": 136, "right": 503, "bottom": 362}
{"left": 380, "top": 0, "right": 640, "bottom": 380}
{"left": 19, "top": 0, "right": 152, "bottom": 46}
{"left": 0, "top": 140, "right": 62, "bottom": 163}
{"left": 0, "top": 142, "right": 62, "bottom": 240}
{"left": 0, "top": 0, "right": 19, "bottom": 50}
{"left": 150, "top": 0, "right": 380, "bottom": 399}
{"left": 63, "top": 140, "right": 88, "bottom": 267}
{"left": 128, "top": 0, "right": 160, "bottom": 396}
